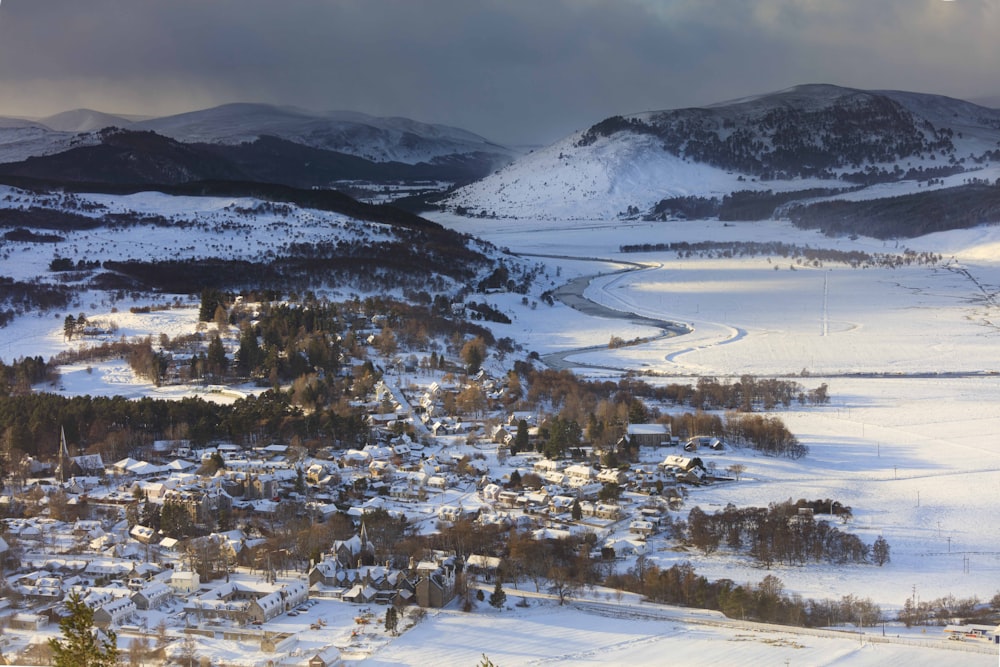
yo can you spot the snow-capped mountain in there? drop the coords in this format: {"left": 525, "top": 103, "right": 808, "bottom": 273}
{"left": 133, "top": 102, "right": 515, "bottom": 166}
{"left": 0, "top": 116, "right": 102, "bottom": 164}
{"left": 446, "top": 84, "right": 1000, "bottom": 220}
{"left": 0, "top": 104, "right": 516, "bottom": 186}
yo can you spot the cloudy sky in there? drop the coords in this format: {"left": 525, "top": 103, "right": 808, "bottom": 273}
{"left": 0, "top": 0, "right": 997, "bottom": 145}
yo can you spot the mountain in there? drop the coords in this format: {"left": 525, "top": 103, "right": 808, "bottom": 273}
{"left": 134, "top": 102, "right": 515, "bottom": 168}
{"left": 445, "top": 84, "right": 1000, "bottom": 221}
{"left": 38, "top": 109, "right": 138, "bottom": 133}
{"left": 0, "top": 116, "right": 102, "bottom": 164}
{"left": 0, "top": 103, "right": 516, "bottom": 187}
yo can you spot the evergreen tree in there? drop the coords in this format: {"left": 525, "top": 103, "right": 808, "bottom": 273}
{"left": 49, "top": 590, "right": 119, "bottom": 667}
{"left": 513, "top": 419, "right": 529, "bottom": 455}
{"left": 236, "top": 325, "right": 262, "bottom": 375}
{"left": 206, "top": 334, "right": 228, "bottom": 378}
{"left": 489, "top": 579, "right": 507, "bottom": 610}
{"left": 198, "top": 288, "right": 226, "bottom": 322}
{"left": 384, "top": 606, "right": 398, "bottom": 635}
{"left": 571, "top": 498, "right": 582, "bottom": 521}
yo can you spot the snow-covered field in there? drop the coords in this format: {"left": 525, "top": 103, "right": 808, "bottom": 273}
{"left": 4, "top": 196, "right": 1000, "bottom": 663}
{"left": 367, "top": 598, "right": 996, "bottom": 667}
{"left": 428, "top": 212, "right": 1000, "bottom": 612}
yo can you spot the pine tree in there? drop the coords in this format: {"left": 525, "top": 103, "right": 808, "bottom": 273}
{"left": 49, "top": 590, "right": 119, "bottom": 667}
{"left": 384, "top": 606, "right": 398, "bottom": 635}
{"left": 513, "top": 419, "right": 529, "bottom": 455}
{"left": 571, "top": 498, "right": 582, "bottom": 521}
{"left": 489, "top": 579, "right": 506, "bottom": 610}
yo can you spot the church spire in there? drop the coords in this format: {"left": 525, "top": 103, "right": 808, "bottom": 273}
{"left": 359, "top": 520, "right": 369, "bottom": 549}
{"left": 57, "top": 425, "right": 71, "bottom": 483}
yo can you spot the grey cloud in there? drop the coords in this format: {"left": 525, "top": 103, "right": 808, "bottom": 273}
{"left": 0, "top": 0, "right": 997, "bottom": 145}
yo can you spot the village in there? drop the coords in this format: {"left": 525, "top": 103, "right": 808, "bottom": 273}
{"left": 0, "top": 303, "right": 756, "bottom": 666}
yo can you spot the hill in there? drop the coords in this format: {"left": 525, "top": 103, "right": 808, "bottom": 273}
{"left": 444, "top": 84, "right": 1000, "bottom": 231}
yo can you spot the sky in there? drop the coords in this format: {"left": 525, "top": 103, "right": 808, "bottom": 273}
{"left": 0, "top": 0, "right": 998, "bottom": 146}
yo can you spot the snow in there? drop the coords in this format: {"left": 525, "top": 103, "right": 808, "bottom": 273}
{"left": 134, "top": 102, "right": 516, "bottom": 165}
{"left": 445, "top": 85, "right": 1000, "bottom": 221}
{"left": 3, "top": 186, "right": 1000, "bottom": 662}
{"left": 423, "top": 210, "right": 1000, "bottom": 613}
{"left": 366, "top": 599, "right": 996, "bottom": 666}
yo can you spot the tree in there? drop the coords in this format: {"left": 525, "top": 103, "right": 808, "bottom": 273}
{"left": 206, "top": 333, "right": 228, "bottom": 378}
{"left": 63, "top": 314, "right": 76, "bottom": 341}
{"left": 871, "top": 535, "right": 891, "bottom": 566}
{"left": 128, "top": 635, "right": 150, "bottom": 667}
{"left": 513, "top": 419, "right": 529, "bottom": 455}
{"left": 384, "top": 606, "right": 398, "bottom": 635}
{"left": 571, "top": 498, "right": 582, "bottom": 521}
{"left": 597, "top": 482, "right": 621, "bottom": 503}
{"left": 176, "top": 633, "right": 197, "bottom": 667}
{"left": 199, "top": 289, "right": 224, "bottom": 322}
{"left": 236, "top": 325, "right": 262, "bottom": 375}
{"left": 49, "top": 590, "right": 119, "bottom": 667}
{"left": 460, "top": 337, "right": 487, "bottom": 374}
{"left": 489, "top": 579, "right": 507, "bottom": 610}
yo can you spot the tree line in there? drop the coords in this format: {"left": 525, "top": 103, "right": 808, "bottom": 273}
{"left": 619, "top": 238, "right": 941, "bottom": 269}
{"left": 683, "top": 499, "right": 885, "bottom": 568}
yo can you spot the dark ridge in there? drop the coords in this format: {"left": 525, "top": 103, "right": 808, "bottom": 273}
{"left": 0, "top": 174, "right": 442, "bottom": 231}
{"left": 787, "top": 182, "right": 1000, "bottom": 238}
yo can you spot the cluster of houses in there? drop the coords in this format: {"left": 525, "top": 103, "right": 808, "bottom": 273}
{"left": 0, "top": 359, "right": 740, "bottom": 652}
{"left": 308, "top": 528, "right": 457, "bottom": 609}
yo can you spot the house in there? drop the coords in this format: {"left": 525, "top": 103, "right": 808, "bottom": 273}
{"left": 247, "top": 580, "right": 309, "bottom": 623}
{"left": 660, "top": 455, "right": 703, "bottom": 473}
{"left": 131, "top": 582, "right": 172, "bottom": 610}
{"left": 565, "top": 464, "right": 595, "bottom": 487}
{"left": 92, "top": 596, "right": 136, "bottom": 629}
{"left": 490, "top": 425, "right": 512, "bottom": 444}
{"left": 626, "top": 423, "right": 673, "bottom": 447}
{"left": 9, "top": 612, "right": 48, "bottom": 630}
{"left": 129, "top": 525, "right": 157, "bottom": 544}
{"left": 684, "top": 435, "right": 724, "bottom": 451}
{"left": 414, "top": 556, "right": 457, "bottom": 608}
{"left": 309, "top": 646, "right": 343, "bottom": 667}
{"left": 597, "top": 468, "right": 628, "bottom": 485}
{"left": 169, "top": 569, "right": 200, "bottom": 595}
{"left": 629, "top": 520, "right": 656, "bottom": 536}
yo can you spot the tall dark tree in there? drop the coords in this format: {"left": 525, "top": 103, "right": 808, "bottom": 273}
{"left": 384, "top": 606, "right": 398, "bottom": 635}
{"left": 513, "top": 419, "right": 529, "bottom": 455}
{"left": 50, "top": 590, "right": 119, "bottom": 667}
{"left": 198, "top": 288, "right": 227, "bottom": 322}
{"left": 236, "top": 325, "right": 262, "bottom": 375}
{"left": 206, "top": 334, "right": 228, "bottom": 378}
